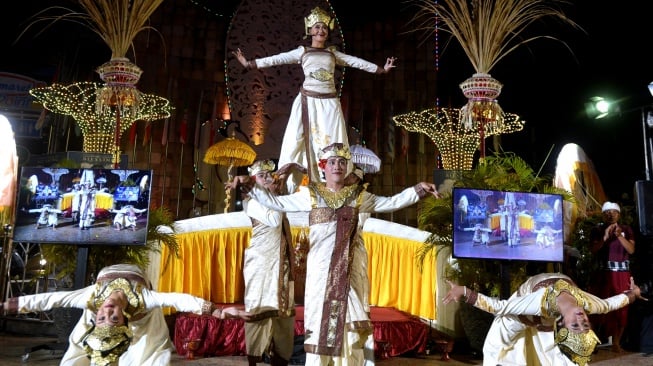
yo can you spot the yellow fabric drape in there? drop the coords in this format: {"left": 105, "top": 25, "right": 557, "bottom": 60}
{"left": 95, "top": 192, "right": 114, "bottom": 209}
{"left": 364, "top": 232, "right": 436, "bottom": 320}
{"left": 158, "top": 226, "right": 437, "bottom": 320}
{"left": 158, "top": 228, "right": 250, "bottom": 305}
{"left": 59, "top": 192, "right": 114, "bottom": 210}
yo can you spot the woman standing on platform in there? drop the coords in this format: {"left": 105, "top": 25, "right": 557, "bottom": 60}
{"left": 232, "top": 6, "right": 396, "bottom": 192}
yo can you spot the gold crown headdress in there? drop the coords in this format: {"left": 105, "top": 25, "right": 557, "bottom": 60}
{"left": 304, "top": 6, "right": 335, "bottom": 35}
{"left": 554, "top": 324, "right": 600, "bottom": 366}
{"left": 319, "top": 143, "right": 351, "bottom": 161}
{"left": 89, "top": 278, "right": 145, "bottom": 320}
{"left": 248, "top": 159, "right": 276, "bottom": 176}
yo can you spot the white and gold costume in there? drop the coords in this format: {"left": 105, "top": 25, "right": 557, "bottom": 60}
{"left": 5, "top": 264, "right": 216, "bottom": 366}
{"left": 248, "top": 182, "right": 427, "bottom": 366}
{"left": 242, "top": 196, "right": 295, "bottom": 363}
{"left": 464, "top": 273, "right": 631, "bottom": 366}
{"left": 251, "top": 46, "right": 383, "bottom": 190}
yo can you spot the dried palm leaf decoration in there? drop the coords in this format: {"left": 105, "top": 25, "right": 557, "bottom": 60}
{"left": 22, "top": 0, "right": 169, "bottom": 162}
{"left": 22, "top": 0, "right": 165, "bottom": 117}
{"left": 407, "top": 0, "right": 582, "bottom": 157}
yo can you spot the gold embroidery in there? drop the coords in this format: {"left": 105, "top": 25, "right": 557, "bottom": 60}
{"left": 309, "top": 207, "right": 336, "bottom": 224}
{"left": 82, "top": 324, "right": 132, "bottom": 366}
{"left": 310, "top": 182, "right": 360, "bottom": 209}
{"left": 555, "top": 325, "right": 600, "bottom": 366}
{"left": 309, "top": 68, "right": 333, "bottom": 82}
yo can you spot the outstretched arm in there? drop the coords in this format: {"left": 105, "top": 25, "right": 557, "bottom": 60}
{"left": 213, "top": 306, "right": 252, "bottom": 320}
{"left": 383, "top": 57, "right": 397, "bottom": 73}
{"left": 358, "top": 182, "right": 440, "bottom": 213}
{"left": 232, "top": 48, "right": 249, "bottom": 68}
{"left": 442, "top": 280, "right": 467, "bottom": 304}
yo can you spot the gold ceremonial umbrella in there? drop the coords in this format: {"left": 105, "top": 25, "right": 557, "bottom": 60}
{"left": 203, "top": 137, "right": 256, "bottom": 213}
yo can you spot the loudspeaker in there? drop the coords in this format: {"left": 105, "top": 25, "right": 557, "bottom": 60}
{"left": 635, "top": 180, "right": 653, "bottom": 236}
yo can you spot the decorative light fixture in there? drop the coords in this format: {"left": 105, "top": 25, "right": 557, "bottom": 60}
{"left": 30, "top": 82, "right": 172, "bottom": 156}
{"left": 393, "top": 107, "right": 524, "bottom": 170}
{"left": 459, "top": 74, "right": 504, "bottom": 158}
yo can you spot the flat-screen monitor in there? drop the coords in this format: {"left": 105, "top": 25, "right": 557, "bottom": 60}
{"left": 13, "top": 167, "right": 152, "bottom": 246}
{"left": 452, "top": 187, "right": 564, "bottom": 262}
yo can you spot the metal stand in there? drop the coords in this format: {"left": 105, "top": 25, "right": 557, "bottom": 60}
{"left": 0, "top": 224, "right": 13, "bottom": 304}
{"left": 21, "top": 246, "right": 88, "bottom": 361}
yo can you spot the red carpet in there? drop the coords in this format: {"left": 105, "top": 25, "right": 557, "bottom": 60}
{"left": 174, "top": 305, "right": 428, "bottom": 360}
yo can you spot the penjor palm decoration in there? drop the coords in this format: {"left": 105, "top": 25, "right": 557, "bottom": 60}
{"left": 405, "top": 0, "right": 581, "bottom": 162}
{"left": 24, "top": 0, "right": 171, "bottom": 164}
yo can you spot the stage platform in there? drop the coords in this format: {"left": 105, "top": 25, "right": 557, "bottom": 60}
{"left": 174, "top": 305, "right": 429, "bottom": 360}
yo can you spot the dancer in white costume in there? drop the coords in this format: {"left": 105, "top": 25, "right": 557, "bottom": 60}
{"left": 443, "top": 273, "right": 647, "bottom": 366}
{"left": 30, "top": 204, "right": 62, "bottom": 229}
{"left": 112, "top": 205, "right": 148, "bottom": 231}
{"left": 78, "top": 181, "right": 96, "bottom": 230}
{"left": 1, "top": 264, "right": 249, "bottom": 366}
{"left": 233, "top": 7, "right": 396, "bottom": 192}
{"left": 241, "top": 159, "right": 296, "bottom": 366}
{"left": 228, "top": 143, "right": 439, "bottom": 366}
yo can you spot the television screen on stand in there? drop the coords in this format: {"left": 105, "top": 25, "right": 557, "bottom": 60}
{"left": 452, "top": 187, "right": 564, "bottom": 262}
{"left": 13, "top": 167, "right": 153, "bottom": 246}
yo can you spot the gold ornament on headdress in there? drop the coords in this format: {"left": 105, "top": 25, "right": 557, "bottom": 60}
{"left": 82, "top": 324, "right": 132, "bottom": 366}
{"left": 248, "top": 159, "right": 276, "bottom": 176}
{"left": 304, "top": 6, "right": 335, "bottom": 35}
{"left": 319, "top": 143, "right": 351, "bottom": 161}
{"left": 554, "top": 324, "right": 600, "bottom": 366}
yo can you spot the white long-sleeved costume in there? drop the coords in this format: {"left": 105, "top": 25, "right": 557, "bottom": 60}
{"left": 5, "top": 264, "right": 216, "bottom": 366}
{"left": 252, "top": 46, "right": 382, "bottom": 190}
{"left": 30, "top": 205, "right": 62, "bottom": 228}
{"left": 464, "top": 273, "right": 631, "bottom": 366}
{"left": 112, "top": 206, "right": 147, "bottom": 230}
{"left": 242, "top": 197, "right": 295, "bottom": 361}
{"left": 248, "top": 182, "right": 426, "bottom": 366}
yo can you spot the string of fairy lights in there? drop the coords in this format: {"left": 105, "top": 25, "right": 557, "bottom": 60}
{"left": 30, "top": 81, "right": 173, "bottom": 154}
{"left": 393, "top": 108, "right": 524, "bottom": 170}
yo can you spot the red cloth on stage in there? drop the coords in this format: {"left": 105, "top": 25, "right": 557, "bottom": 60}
{"left": 174, "top": 314, "right": 246, "bottom": 357}
{"left": 174, "top": 306, "right": 428, "bottom": 359}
